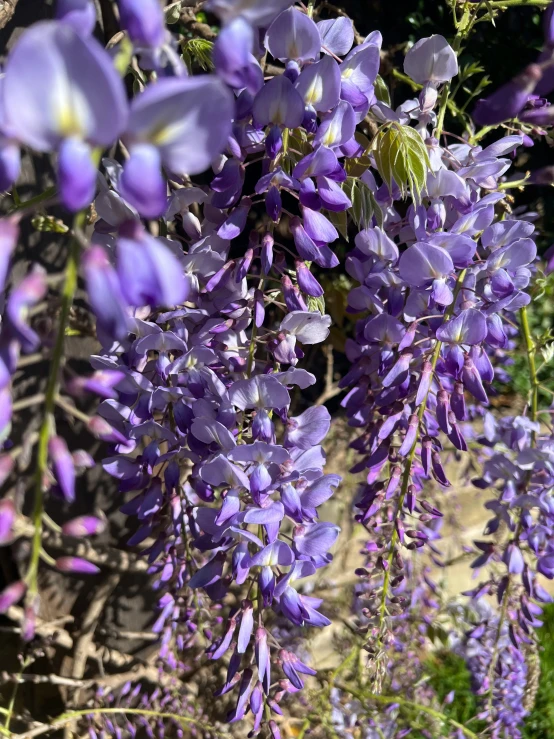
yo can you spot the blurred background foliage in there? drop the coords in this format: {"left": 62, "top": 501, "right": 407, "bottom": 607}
{"left": 424, "top": 603, "right": 554, "bottom": 738}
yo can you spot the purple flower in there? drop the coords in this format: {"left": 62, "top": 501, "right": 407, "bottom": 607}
{"left": 296, "top": 55, "right": 342, "bottom": 115}
{"left": 118, "top": 0, "right": 166, "bottom": 48}
{"left": 436, "top": 309, "right": 488, "bottom": 346}
{"left": 285, "top": 406, "right": 331, "bottom": 450}
{"left": 264, "top": 7, "right": 321, "bottom": 63}
{"left": 404, "top": 34, "right": 458, "bottom": 84}
{"left": 398, "top": 242, "right": 454, "bottom": 287}
{"left": 213, "top": 17, "right": 258, "bottom": 91}
{"left": 3, "top": 21, "right": 128, "bottom": 209}
{"left": 6, "top": 267, "right": 47, "bottom": 352}
{"left": 0, "top": 218, "right": 18, "bottom": 294}
{"left": 253, "top": 75, "right": 305, "bottom": 129}
{"left": 314, "top": 100, "right": 356, "bottom": 148}
{"left": 207, "top": 0, "right": 294, "bottom": 27}
{"left": 121, "top": 76, "right": 234, "bottom": 217}
{"left": 56, "top": 0, "right": 96, "bottom": 35}
{"left": 82, "top": 246, "right": 130, "bottom": 341}
{"left": 49, "top": 436, "right": 76, "bottom": 503}
{"left": 318, "top": 17, "right": 354, "bottom": 57}
{"left": 340, "top": 37, "right": 381, "bottom": 105}
{"left": 55, "top": 557, "right": 101, "bottom": 575}
{"left": 62, "top": 515, "right": 106, "bottom": 537}
{"left": 0, "top": 580, "right": 26, "bottom": 613}
{"left": 473, "top": 64, "right": 542, "bottom": 125}
{"left": 116, "top": 224, "right": 188, "bottom": 308}
{"left": 0, "top": 499, "right": 15, "bottom": 544}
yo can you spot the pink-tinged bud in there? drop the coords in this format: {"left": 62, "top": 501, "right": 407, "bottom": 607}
{"left": 269, "top": 721, "right": 281, "bottom": 739}
{"left": 205, "top": 260, "right": 235, "bottom": 293}
{"left": 88, "top": 416, "right": 128, "bottom": 444}
{"left": 22, "top": 594, "right": 39, "bottom": 641}
{"left": 181, "top": 211, "right": 203, "bottom": 240}
{"left": 72, "top": 449, "right": 95, "bottom": 469}
{"left": 0, "top": 217, "right": 19, "bottom": 294}
{"left": 67, "top": 370, "right": 125, "bottom": 400}
{"left": 55, "top": 557, "right": 101, "bottom": 575}
{"left": 0, "top": 454, "right": 13, "bottom": 487}
{"left": 236, "top": 248, "right": 254, "bottom": 283}
{"left": 0, "top": 580, "right": 26, "bottom": 613}
{"left": 62, "top": 515, "right": 106, "bottom": 538}
{"left": 48, "top": 436, "right": 75, "bottom": 503}
{"left": 261, "top": 233, "right": 274, "bottom": 274}
{"left": 398, "top": 413, "right": 418, "bottom": 457}
{"left": 0, "top": 498, "right": 16, "bottom": 544}
{"left": 415, "top": 360, "right": 433, "bottom": 406}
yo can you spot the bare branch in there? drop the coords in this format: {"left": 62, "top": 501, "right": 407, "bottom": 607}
{"left": 0, "top": 672, "right": 95, "bottom": 689}
{"left": 315, "top": 345, "right": 341, "bottom": 406}
{"left": 0, "top": 0, "right": 18, "bottom": 30}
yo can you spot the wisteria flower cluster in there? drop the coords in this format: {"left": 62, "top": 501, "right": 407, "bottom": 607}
{"left": 0, "top": 0, "right": 553, "bottom": 737}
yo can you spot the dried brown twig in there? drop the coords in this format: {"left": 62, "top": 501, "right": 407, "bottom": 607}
{"left": 0, "top": 0, "right": 18, "bottom": 30}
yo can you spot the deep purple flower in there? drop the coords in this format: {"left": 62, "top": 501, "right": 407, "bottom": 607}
{"left": 49, "top": 436, "right": 76, "bottom": 503}
{"left": 473, "top": 64, "right": 542, "bottom": 125}
{"left": 56, "top": 0, "right": 96, "bottom": 35}
{"left": 118, "top": 0, "right": 166, "bottom": 48}
{"left": 55, "top": 556, "right": 101, "bottom": 575}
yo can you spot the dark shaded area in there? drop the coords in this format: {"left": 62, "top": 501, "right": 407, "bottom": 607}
{"left": 341, "top": 0, "right": 554, "bottom": 245}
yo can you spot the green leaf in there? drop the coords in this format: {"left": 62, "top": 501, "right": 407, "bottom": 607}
{"left": 113, "top": 36, "right": 134, "bottom": 77}
{"left": 369, "top": 190, "right": 384, "bottom": 229}
{"left": 344, "top": 131, "right": 372, "bottom": 177}
{"left": 182, "top": 38, "right": 214, "bottom": 73}
{"left": 344, "top": 176, "right": 383, "bottom": 230}
{"left": 165, "top": 1, "right": 182, "bottom": 24}
{"left": 351, "top": 179, "right": 363, "bottom": 226}
{"left": 31, "top": 214, "right": 69, "bottom": 233}
{"left": 373, "top": 123, "right": 430, "bottom": 202}
{"left": 374, "top": 74, "right": 391, "bottom": 106}
{"left": 327, "top": 210, "right": 348, "bottom": 242}
{"left": 282, "top": 128, "right": 309, "bottom": 175}
{"left": 541, "top": 342, "right": 554, "bottom": 365}
{"left": 307, "top": 295, "right": 326, "bottom": 315}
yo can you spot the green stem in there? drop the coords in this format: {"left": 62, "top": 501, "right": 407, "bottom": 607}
{"left": 335, "top": 683, "right": 479, "bottom": 739}
{"left": 498, "top": 175, "right": 530, "bottom": 190}
{"left": 486, "top": 0, "right": 550, "bottom": 7}
{"left": 435, "top": 33, "right": 467, "bottom": 139}
{"left": 8, "top": 186, "right": 57, "bottom": 215}
{"left": 470, "top": 124, "right": 495, "bottom": 144}
{"left": 329, "top": 644, "right": 359, "bottom": 685}
{"left": 25, "top": 210, "right": 87, "bottom": 593}
{"left": 3, "top": 657, "right": 32, "bottom": 731}
{"left": 20, "top": 708, "right": 224, "bottom": 739}
{"left": 520, "top": 305, "right": 539, "bottom": 428}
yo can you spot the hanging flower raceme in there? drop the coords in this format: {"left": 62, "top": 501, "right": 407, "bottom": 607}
{"left": 335, "top": 24, "right": 544, "bottom": 678}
